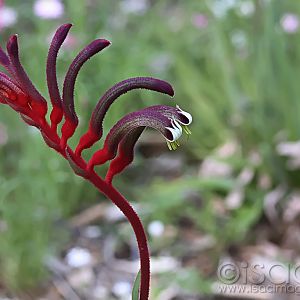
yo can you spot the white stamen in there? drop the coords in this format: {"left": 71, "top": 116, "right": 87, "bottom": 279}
{"left": 176, "top": 105, "right": 193, "bottom": 125}
{"left": 172, "top": 118, "right": 182, "bottom": 131}
{"left": 165, "top": 118, "right": 182, "bottom": 142}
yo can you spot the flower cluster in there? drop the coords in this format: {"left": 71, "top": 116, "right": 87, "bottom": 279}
{"left": 0, "top": 23, "right": 192, "bottom": 183}
{"left": 0, "top": 24, "right": 192, "bottom": 299}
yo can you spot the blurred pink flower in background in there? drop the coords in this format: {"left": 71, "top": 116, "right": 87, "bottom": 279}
{"left": 192, "top": 14, "right": 209, "bottom": 29}
{"left": 0, "top": 0, "right": 18, "bottom": 31}
{"left": 62, "top": 33, "right": 78, "bottom": 50}
{"left": 281, "top": 13, "right": 299, "bottom": 33}
{"left": 33, "top": 0, "right": 64, "bottom": 19}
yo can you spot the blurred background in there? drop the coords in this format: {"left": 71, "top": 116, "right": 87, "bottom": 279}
{"left": 1, "top": 0, "right": 300, "bottom": 299}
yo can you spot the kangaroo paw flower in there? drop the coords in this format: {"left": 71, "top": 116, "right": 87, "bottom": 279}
{"left": 75, "top": 77, "right": 174, "bottom": 156}
{"left": 145, "top": 104, "right": 192, "bottom": 150}
{"left": 0, "top": 47, "right": 14, "bottom": 75}
{"left": 0, "top": 23, "right": 192, "bottom": 300}
{"left": 6, "top": 35, "right": 48, "bottom": 119}
{"left": 0, "top": 71, "right": 28, "bottom": 109}
{"left": 87, "top": 105, "right": 190, "bottom": 170}
{"left": 60, "top": 38, "right": 110, "bottom": 148}
{"left": 47, "top": 23, "right": 73, "bottom": 130}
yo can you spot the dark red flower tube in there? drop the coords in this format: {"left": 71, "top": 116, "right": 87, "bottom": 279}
{"left": 47, "top": 23, "right": 73, "bottom": 130}
{"left": 6, "top": 35, "right": 48, "bottom": 119}
{"left": 60, "top": 38, "right": 110, "bottom": 149}
{"left": 75, "top": 77, "right": 174, "bottom": 156}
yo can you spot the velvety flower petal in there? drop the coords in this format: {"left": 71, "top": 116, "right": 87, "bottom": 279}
{"left": 62, "top": 38, "right": 111, "bottom": 124}
{"left": 145, "top": 104, "right": 192, "bottom": 125}
{"left": 105, "top": 127, "right": 144, "bottom": 184}
{"left": 6, "top": 35, "right": 48, "bottom": 117}
{"left": 75, "top": 77, "right": 174, "bottom": 155}
{"left": 47, "top": 23, "right": 72, "bottom": 128}
{"left": 90, "top": 77, "right": 174, "bottom": 134}
{"left": 60, "top": 38, "right": 110, "bottom": 149}
{"left": 0, "top": 71, "right": 27, "bottom": 106}
{"left": 87, "top": 108, "right": 180, "bottom": 169}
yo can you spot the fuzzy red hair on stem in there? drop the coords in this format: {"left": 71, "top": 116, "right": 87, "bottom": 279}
{"left": 0, "top": 24, "right": 192, "bottom": 300}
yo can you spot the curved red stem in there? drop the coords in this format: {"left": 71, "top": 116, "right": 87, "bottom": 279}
{"left": 88, "top": 173, "right": 150, "bottom": 300}
{"left": 36, "top": 119, "right": 150, "bottom": 300}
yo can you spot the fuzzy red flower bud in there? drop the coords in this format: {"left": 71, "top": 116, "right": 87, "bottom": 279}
{"left": 6, "top": 35, "right": 48, "bottom": 118}
{"left": 0, "top": 72, "right": 28, "bottom": 108}
{"left": 47, "top": 23, "right": 73, "bottom": 129}
{"left": 60, "top": 38, "right": 110, "bottom": 147}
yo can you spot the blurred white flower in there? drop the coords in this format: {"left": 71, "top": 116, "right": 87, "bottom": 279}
{"left": 148, "top": 220, "right": 165, "bottom": 237}
{"left": 226, "top": 188, "right": 244, "bottom": 209}
{"left": 231, "top": 30, "right": 247, "bottom": 50}
{"left": 0, "top": 6, "right": 18, "bottom": 29}
{"left": 33, "top": 0, "right": 64, "bottom": 19}
{"left": 215, "top": 140, "right": 238, "bottom": 158}
{"left": 67, "top": 267, "right": 94, "bottom": 288}
{"left": 277, "top": 140, "right": 300, "bottom": 169}
{"left": 150, "top": 256, "right": 180, "bottom": 273}
{"left": 199, "top": 157, "right": 232, "bottom": 178}
{"left": 66, "top": 247, "right": 92, "bottom": 268}
{"left": 283, "top": 192, "right": 300, "bottom": 222}
{"left": 281, "top": 13, "right": 299, "bottom": 34}
{"left": 112, "top": 281, "right": 131, "bottom": 298}
{"left": 92, "top": 285, "right": 109, "bottom": 299}
{"left": 237, "top": 1, "right": 255, "bottom": 17}
{"left": 277, "top": 140, "right": 300, "bottom": 157}
{"left": 83, "top": 225, "right": 102, "bottom": 239}
{"left": 192, "top": 14, "right": 209, "bottom": 29}
{"left": 120, "top": 0, "right": 149, "bottom": 15}
{"left": 210, "top": 0, "right": 238, "bottom": 18}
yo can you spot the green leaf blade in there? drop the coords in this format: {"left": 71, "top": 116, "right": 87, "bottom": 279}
{"left": 132, "top": 270, "right": 141, "bottom": 300}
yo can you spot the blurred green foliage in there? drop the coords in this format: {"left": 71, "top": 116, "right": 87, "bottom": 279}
{"left": 1, "top": 0, "right": 300, "bottom": 293}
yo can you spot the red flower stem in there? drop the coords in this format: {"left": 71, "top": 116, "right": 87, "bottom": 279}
{"left": 37, "top": 119, "right": 150, "bottom": 300}
{"left": 88, "top": 171, "right": 150, "bottom": 300}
